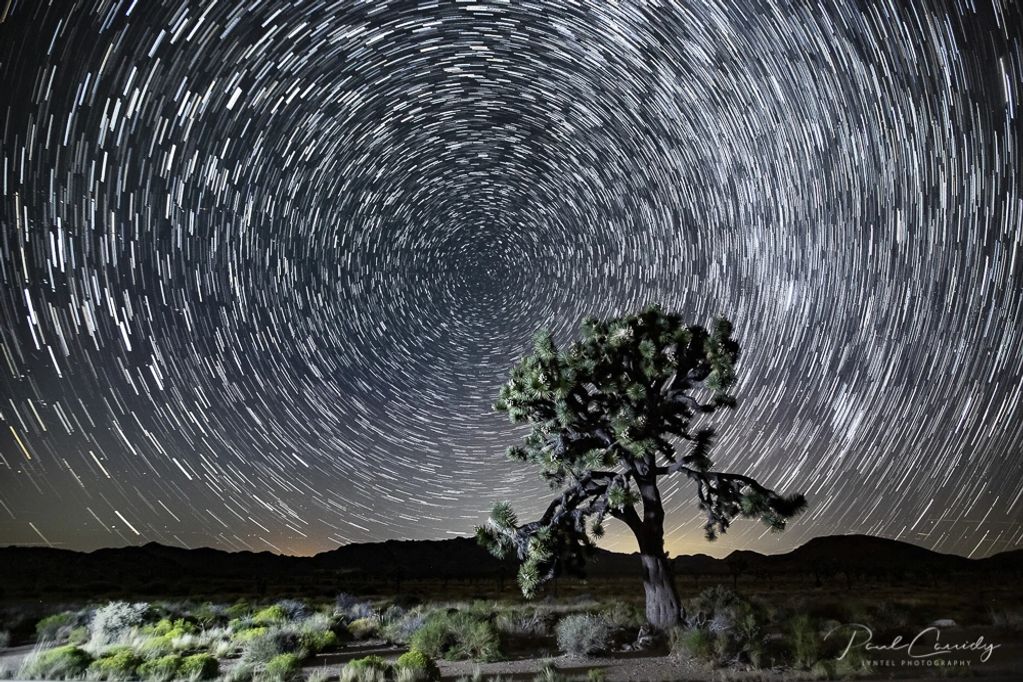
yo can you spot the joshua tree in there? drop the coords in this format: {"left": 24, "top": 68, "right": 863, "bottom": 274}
{"left": 476, "top": 305, "right": 807, "bottom": 630}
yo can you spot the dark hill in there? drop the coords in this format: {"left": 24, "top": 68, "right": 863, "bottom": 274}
{"left": 0, "top": 534, "right": 1018, "bottom": 600}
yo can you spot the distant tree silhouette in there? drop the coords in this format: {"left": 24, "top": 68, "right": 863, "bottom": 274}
{"left": 727, "top": 555, "right": 750, "bottom": 590}
{"left": 477, "top": 305, "right": 807, "bottom": 630}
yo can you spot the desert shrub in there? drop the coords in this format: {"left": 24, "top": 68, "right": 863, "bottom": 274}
{"left": 340, "top": 664, "right": 388, "bottom": 682}
{"left": 755, "top": 633, "right": 794, "bottom": 668}
{"left": 226, "top": 601, "right": 253, "bottom": 620}
{"left": 381, "top": 604, "right": 407, "bottom": 625}
{"left": 224, "top": 662, "right": 255, "bottom": 682}
{"left": 833, "top": 643, "right": 869, "bottom": 676}
{"left": 695, "top": 585, "right": 742, "bottom": 613}
{"left": 307, "top": 668, "right": 333, "bottom": 682}
{"left": 297, "top": 613, "right": 344, "bottom": 652}
{"left": 90, "top": 601, "right": 149, "bottom": 649}
{"left": 382, "top": 609, "right": 427, "bottom": 644}
{"left": 989, "top": 606, "right": 1023, "bottom": 629}
{"left": 179, "top": 653, "right": 218, "bottom": 680}
{"left": 300, "top": 628, "right": 337, "bottom": 653}
{"left": 233, "top": 626, "right": 269, "bottom": 642}
{"left": 494, "top": 610, "right": 551, "bottom": 638}
{"left": 0, "top": 631, "right": 8, "bottom": 648}
{"left": 340, "top": 655, "right": 394, "bottom": 681}
{"left": 335, "top": 594, "right": 376, "bottom": 621}
{"left": 670, "top": 627, "right": 716, "bottom": 661}
{"left": 239, "top": 626, "right": 306, "bottom": 664}
{"left": 136, "top": 617, "right": 201, "bottom": 657}
{"left": 395, "top": 649, "right": 440, "bottom": 681}
{"left": 789, "top": 614, "right": 820, "bottom": 668}
{"left": 409, "top": 610, "right": 500, "bottom": 661}
{"left": 143, "top": 618, "right": 196, "bottom": 638}
{"left": 88, "top": 646, "right": 142, "bottom": 680}
{"left": 585, "top": 669, "right": 606, "bottom": 681}
{"left": 252, "top": 605, "right": 289, "bottom": 625}
{"left": 191, "top": 602, "right": 226, "bottom": 629}
{"left": 600, "top": 602, "right": 644, "bottom": 629}
{"left": 347, "top": 618, "right": 379, "bottom": 640}
{"left": 36, "top": 612, "right": 76, "bottom": 641}
{"left": 683, "top": 587, "right": 770, "bottom": 665}
{"left": 555, "top": 614, "right": 612, "bottom": 657}
{"left": 532, "top": 663, "right": 569, "bottom": 682}
{"left": 263, "top": 653, "right": 302, "bottom": 681}
{"left": 69, "top": 626, "right": 89, "bottom": 645}
{"left": 21, "top": 644, "right": 93, "bottom": 679}
{"left": 810, "top": 659, "right": 837, "bottom": 679}
{"left": 348, "top": 655, "right": 389, "bottom": 672}
{"left": 276, "top": 600, "right": 308, "bottom": 620}
{"left": 137, "top": 654, "right": 181, "bottom": 681}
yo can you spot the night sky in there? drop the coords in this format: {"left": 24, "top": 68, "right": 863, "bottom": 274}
{"left": 1, "top": 0, "right": 1021, "bottom": 560}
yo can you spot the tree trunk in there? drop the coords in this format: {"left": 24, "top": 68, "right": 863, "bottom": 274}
{"left": 635, "top": 476, "right": 683, "bottom": 630}
{"left": 641, "top": 551, "right": 682, "bottom": 630}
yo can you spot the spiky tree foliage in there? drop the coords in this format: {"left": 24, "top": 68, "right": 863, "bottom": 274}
{"left": 477, "top": 304, "right": 807, "bottom": 629}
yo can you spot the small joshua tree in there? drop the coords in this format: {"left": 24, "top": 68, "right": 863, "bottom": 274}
{"left": 477, "top": 305, "right": 807, "bottom": 630}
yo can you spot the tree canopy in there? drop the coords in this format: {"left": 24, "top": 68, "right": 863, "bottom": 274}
{"left": 476, "top": 304, "right": 807, "bottom": 604}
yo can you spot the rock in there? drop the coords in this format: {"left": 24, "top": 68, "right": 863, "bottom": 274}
{"left": 930, "top": 619, "right": 957, "bottom": 628}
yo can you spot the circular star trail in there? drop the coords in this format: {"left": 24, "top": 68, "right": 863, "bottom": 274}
{"left": 1, "top": 0, "right": 1021, "bottom": 558}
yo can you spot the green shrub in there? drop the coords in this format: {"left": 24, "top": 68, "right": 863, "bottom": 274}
{"left": 88, "top": 646, "right": 143, "bottom": 680}
{"left": 600, "top": 602, "right": 644, "bottom": 629}
{"left": 347, "top": 617, "right": 379, "bottom": 640}
{"left": 300, "top": 628, "right": 338, "bottom": 653}
{"left": 307, "top": 668, "right": 333, "bottom": 682}
{"left": 21, "top": 645, "right": 93, "bottom": 679}
{"left": 68, "top": 626, "right": 89, "bottom": 645}
{"left": 143, "top": 618, "right": 196, "bottom": 638}
{"left": 137, "top": 654, "right": 181, "bottom": 681}
{"left": 226, "top": 600, "right": 253, "bottom": 620}
{"left": 179, "top": 653, "right": 218, "bottom": 680}
{"left": 409, "top": 610, "right": 500, "bottom": 661}
{"left": 532, "top": 663, "right": 568, "bottom": 682}
{"left": 252, "top": 605, "right": 288, "bottom": 625}
{"left": 348, "top": 655, "right": 389, "bottom": 672}
{"left": 694, "top": 585, "right": 742, "bottom": 615}
{"left": 670, "top": 627, "right": 716, "bottom": 661}
{"left": 233, "top": 625, "right": 269, "bottom": 642}
{"left": 395, "top": 649, "right": 440, "bottom": 681}
{"left": 264, "top": 653, "right": 302, "bottom": 681}
{"left": 340, "top": 655, "right": 392, "bottom": 682}
{"left": 192, "top": 602, "right": 225, "bottom": 629}
{"left": 35, "top": 612, "right": 75, "bottom": 641}
{"left": 790, "top": 614, "right": 820, "bottom": 668}
{"left": 555, "top": 614, "right": 612, "bottom": 657}
{"left": 811, "top": 659, "right": 837, "bottom": 679}
{"left": 239, "top": 627, "right": 306, "bottom": 664}
{"left": 382, "top": 609, "right": 426, "bottom": 644}
{"left": 224, "top": 662, "right": 255, "bottom": 682}
{"left": 341, "top": 664, "right": 388, "bottom": 682}
{"left": 833, "top": 643, "right": 869, "bottom": 676}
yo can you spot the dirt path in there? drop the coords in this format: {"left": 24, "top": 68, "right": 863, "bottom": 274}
{"left": 4, "top": 644, "right": 1020, "bottom": 681}
{"left": 433, "top": 651, "right": 1023, "bottom": 681}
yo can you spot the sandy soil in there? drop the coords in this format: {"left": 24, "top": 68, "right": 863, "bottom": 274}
{"left": 3, "top": 636, "right": 1021, "bottom": 682}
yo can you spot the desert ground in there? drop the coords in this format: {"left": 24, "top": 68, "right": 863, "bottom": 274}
{"left": 0, "top": 575, "right": 1020, "bottom": 682}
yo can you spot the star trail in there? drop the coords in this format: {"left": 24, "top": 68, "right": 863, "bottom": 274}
{"left": 1, "top": 0, "right": 1021, "bottom": 559}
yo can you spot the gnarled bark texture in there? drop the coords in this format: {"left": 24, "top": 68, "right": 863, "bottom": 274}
{"left": 634, "top": 477, "right": 682, "bottom": 629}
